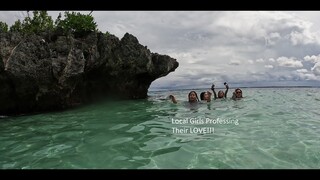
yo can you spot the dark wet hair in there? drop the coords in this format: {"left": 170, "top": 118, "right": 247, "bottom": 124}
{"left": 188, "top": 91, "right": 199, "bottom": 102}
{"left": 235, "top": 88, "right": 243, "bottom": 97}
{"left": 217, "top": 90, "right": 225, "bottom": 98}
{"left": 200, "top": 92, "right": 205, "bottom": 100}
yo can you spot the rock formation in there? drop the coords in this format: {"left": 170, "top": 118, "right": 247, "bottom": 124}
{"left": 0, "top": 31, "right": 178, "bottom": 115}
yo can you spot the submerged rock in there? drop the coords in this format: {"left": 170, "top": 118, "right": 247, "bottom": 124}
{"left": 0, "top": 31, "right": 178, "bottom": 115}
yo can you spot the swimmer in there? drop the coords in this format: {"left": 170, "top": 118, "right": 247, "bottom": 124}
{"left": 211, "top": 82, "right": 229, "bottom": 99}
{"left": 169, "top": 91, "right": 200, "bottom": 104}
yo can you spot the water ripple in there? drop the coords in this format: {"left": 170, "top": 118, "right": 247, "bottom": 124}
{"left": 1, "top": 88, "right": 320, "bottom": 168}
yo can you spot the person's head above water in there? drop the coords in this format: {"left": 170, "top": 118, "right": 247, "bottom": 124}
{"left": 218, "top": 90, "right": 225, "bottom": 98}
{"left": 188, "top": 91, "right": 199, "bottom": 103}
{"left": 200, "top": 91, "right": 211, "bottom": 102}
{"left": 234, "top": 88, "right": 243, "bottom": 98}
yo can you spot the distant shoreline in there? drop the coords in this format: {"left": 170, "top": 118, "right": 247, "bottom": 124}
{"left": 149, "top": 86, "right": 320, "bottom": 92}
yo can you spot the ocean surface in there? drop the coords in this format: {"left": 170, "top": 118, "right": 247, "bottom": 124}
{"left": 1, "top": 88, "right": 320, "bottom": 169}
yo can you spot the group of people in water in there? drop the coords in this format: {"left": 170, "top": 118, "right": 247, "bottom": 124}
{"left": 169, "top": 82, "right": 243, "bottom": 104}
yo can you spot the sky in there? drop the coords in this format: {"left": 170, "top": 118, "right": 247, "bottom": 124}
{"left": 1, "top": 11, "right": 320, "bottom": 90}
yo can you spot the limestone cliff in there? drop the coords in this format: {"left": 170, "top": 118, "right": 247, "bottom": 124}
{"left": 0, "top": 31, "right": 178, "bottom": 115}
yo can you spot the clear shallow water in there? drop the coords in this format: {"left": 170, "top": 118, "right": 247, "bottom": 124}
{"left": 1, "top": 88, "right": 320, "bottom": 169}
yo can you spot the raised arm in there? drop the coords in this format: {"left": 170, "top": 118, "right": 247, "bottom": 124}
{"left": 224, "top": 82, "right": 229, "bottom": 98}
{"left": 211, "top": 84, "right": 217, "bottom": 99}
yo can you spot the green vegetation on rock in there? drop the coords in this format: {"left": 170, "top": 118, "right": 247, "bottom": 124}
{"left": 7, "top": 11, "right": 98, "bottom": 37}
{"left": 0, "top": 21, "right": 8, "bottom": 32}
{"left": 55, "top": 11, "right": 98, "bottom": 37}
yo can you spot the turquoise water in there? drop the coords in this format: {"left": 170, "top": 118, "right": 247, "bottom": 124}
{"left": 1, "top": 88, "right": 320, "bottom": 169}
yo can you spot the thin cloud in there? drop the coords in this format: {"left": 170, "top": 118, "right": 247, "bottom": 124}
{"left": 264, "top": 65, "right": 274, "bottom": 69}
{"left": 296, "top": 69, "right": 308, "bottom": 73}
{"left": 277, "top": 57, "right": 303, "bottom": 68}
{"left": 256, "top": 58, "right": 264, "bottom": 63}
{"left": 311, "top": 62, "right": 320, "bottom": 76}
{"left": 268, "top": 58, "right": 276, "bottom": 62}
{"left": 229, "top": 60, "right": 241, "bottom": 66}
{"left": 304, "top": 54, "right": 320, "bottom": 63}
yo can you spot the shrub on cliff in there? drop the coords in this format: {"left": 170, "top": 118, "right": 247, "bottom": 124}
{"left": 0, "top": 21, "right": 8, "bottom": 32}
{"left": 23, "top": 11, "right": 54, "bottom": 34}
{"left": 9, "top": 19, "right": 23, "bottom": 32}
{"left": 8, "top": 11, "right": 97, "bottom": 37}
{"left": 55, "top": 11, "right": 98, "bottom": 37}
{"left": 9, "top": 11, "right": 54, "bottom": 34}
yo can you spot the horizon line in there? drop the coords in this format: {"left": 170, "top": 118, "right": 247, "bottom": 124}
{"left": 149, "top": 85, "right": 320, "bottom": 92}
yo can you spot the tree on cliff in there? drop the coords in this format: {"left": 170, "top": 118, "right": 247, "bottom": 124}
{"left": 0, "top": 21, "right": 8, "bottom": 32}
{"left": 8, "top": 11, "right": 98, "bottom": 37}
{"left": 9, "top": 19, "right": 23, "bottom": 32}
{"left": 22, "top": 11, "right": 54, "bottom": 34}
{"left": 8, "top": 11, "right": 54, "bottom": 34}
{"left": 55, "top": 11, "right": 98, "bottom": 37}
